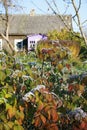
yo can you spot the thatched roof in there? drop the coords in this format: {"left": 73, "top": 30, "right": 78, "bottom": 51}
{"left": 0, "top": 14, "right": 72, "bottom": 35}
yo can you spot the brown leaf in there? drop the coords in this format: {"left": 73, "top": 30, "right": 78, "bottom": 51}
{"left": 47, "top": 123, "right": 58, "bottom": 130}
{"left": 44, "top": 105, "right": 50, "bottom": 112}
{"left": 34, "top": 117, "right": 41, "bottom": 127}
{"left": 48, "top": 110, "right": 51, "bottom": 120}
{"left": 51, "top": 109, "right": 58, "bottom": 122}
{"left": 7, "top": 106, "right": 16, "bottom": 119}
{"left": 37, "top": 103, "right": 44, "bottom": 111}
{"left": 40, "top": 114, "right": 46, "bottom": 124}
{"left": 17, "top": 118, "right": 23, "bottom": 125}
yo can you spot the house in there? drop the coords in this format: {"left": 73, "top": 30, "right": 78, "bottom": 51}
{"left": 0, "top": 14, "right": 72, "bottom": 52}
{"left": 17, "top": 34, "right": 47, "bottom": 51}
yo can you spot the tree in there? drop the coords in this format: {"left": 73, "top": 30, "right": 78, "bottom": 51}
{"left": 0, "top": 0, "right": 22, "bottom": 54}
{"left": 0, "top": 0, "right": 14, "bottom": 54}
{"left": 71, "top": 0, "right": 87, "bottom": 46}
{"left": 45, "top": 0, "right": 87, "bottom": 46}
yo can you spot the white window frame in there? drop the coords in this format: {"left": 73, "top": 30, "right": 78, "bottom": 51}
{"left": 14, "top": 39, "right": 23, "bottom": 51}
{"left": 35, "top": 38, "right": 41, "bottom": 50}
{"left": 0, "top": 39, "right": 2, "bottom": 51}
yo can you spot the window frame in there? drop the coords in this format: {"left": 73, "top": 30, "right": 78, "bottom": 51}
{"left": 0, "top": 39, "right": 2, "bottom": 51}
{"left": 14, "top": 39, "right": 23, "bottom": 51}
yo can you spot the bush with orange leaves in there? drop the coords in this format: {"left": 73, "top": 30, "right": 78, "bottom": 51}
{"left": 23, "top": 85, "right": 63, "bottom": 130}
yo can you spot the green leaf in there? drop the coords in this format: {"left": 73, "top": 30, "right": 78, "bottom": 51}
{"left": 7, "top": 122, "right": 14, "bottom": 129}
{"left": 5, "top": 69, "right": 11, "bottom": 76}
{"left": 0, "top": 113, "right": 7, "bottom": 122}
{"left": 1, "top": 81, "right": 4, "bottom": 85}
{"left": 72, "top": 95, "right": 79, "bottom": 102}
{"left": 0, "top": 123, "right": 4, "bottom": 130}
{"left": 13, "top": 125, "right": 24, "bottom": 130}
{"left": 15, "top": 111, "right": 24, "bottom": 120}
{"left": 5, "top": 93, "right": 12, "bottom": 98}
{"left": 0, "top": 70, "right": 6, "bottom": 81}
{"left": 2, "top": 89, "right": 7, "bottom": 95}
{"left": 6, "top": 103, "right": 11, "bottom": 110}
{"left": 4, "top": 124, "right": 10, "bottom": 130}
{"left": 0, "top": 64, "right": 2, "bottom": 70}
{"left": 0, "top": 98, "right": 5, "bottom": 104}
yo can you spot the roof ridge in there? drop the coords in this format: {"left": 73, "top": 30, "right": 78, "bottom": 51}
{"left": 0, "top": 14, "right": 72, "bottom": 17}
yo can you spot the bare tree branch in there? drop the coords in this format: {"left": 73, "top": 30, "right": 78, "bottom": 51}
{"left": 31, "top": 0, "right": 46, "bottom": 14}
{"left": 45, "top": 0, "right": 87, "bottom": 46}
{"left": 45, "top": 0, "right": 71, "bottom": 30}
{"left": 72, "top": 17, "right": 78, "bottom": 27}
{"left": 72, "top": 0, "right": 81, "bottom": 18}
{"left": 82, "top": 20, "right": 87, "bottom": 25}
{"left": 63, "top": 4, "right": 69, "bottom": 15}
{"left": 0, "top": 1, "right": 14, "bottom": 52}
{"left": 0, "top": 0, "right": 16, "bottom": 53}
{"left": 71, "top": 0, "right": 87, "bottom": 46}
